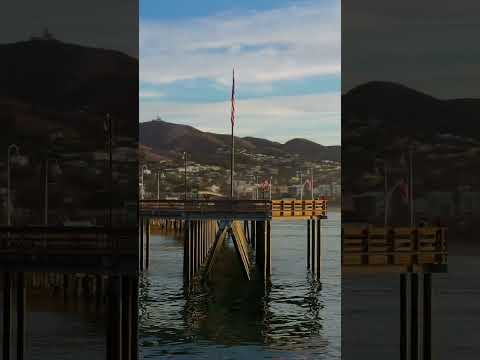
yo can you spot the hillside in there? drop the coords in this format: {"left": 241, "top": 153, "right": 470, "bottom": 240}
{"left": 342, "top": 80, "right": 480, "bottom": 196}
{"left": 139, "top": 119, "right": 340, "bottom": 165}
{"left": 0, "top": 39, "right": 138, "bottom": 222}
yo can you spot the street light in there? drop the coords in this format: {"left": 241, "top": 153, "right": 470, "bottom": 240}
{"left": 157, "top": 170, "right": 166, "bottom": 200}
{"left": 269, "top": 176, "right": 273, "bottom": 201}
{"left": 183, "top": 152, "right": 188, "bottom": 200}
{"left": 250, "top": 175, "right": 258, "bottom": 200}
{"left": 7, "top": 144, "right": 20, "bottom": 225}
{"left": 140, "top": 164, "right": 150, "bottom": 200}
{"left": 44, "top": 155, "right": 61, "bottom": 225}
{"left": 296, "top": 170, "right": 304, "bottom": 200}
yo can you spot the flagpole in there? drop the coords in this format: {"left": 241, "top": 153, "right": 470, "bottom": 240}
{"left": 311, "top": 168, "right": 314, "bottom": 200}
{"left": 409, "top": 145, "right": 414, "bottom": 228}
{"left": 384, "top": 161, "right": 388, "bottom": 229}
{"left": 230, "top": 69, "right": 235, "bottom": 200}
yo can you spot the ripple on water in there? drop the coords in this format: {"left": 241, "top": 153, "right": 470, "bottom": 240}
{"left": 140, "top": 214, "right": 340, "bottom": 359}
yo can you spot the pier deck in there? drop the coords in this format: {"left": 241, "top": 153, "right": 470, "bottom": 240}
{"left": 140, "top": 199, "right": 327, "bottom": 220}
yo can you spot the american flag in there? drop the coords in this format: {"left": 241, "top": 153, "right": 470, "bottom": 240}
{"left": 262, "top": 179, "right": 270, "bottom": 190}
{"left": 399, "top": 178, "right": 409, "bottom": 203}
{"left": 304, "top": 178, "right": 312, "bottom": 190}
{"left": 230, "top": 68, "right": 235, "bottom": 127}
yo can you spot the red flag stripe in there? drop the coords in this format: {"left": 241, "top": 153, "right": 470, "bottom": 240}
{"left": 231, "top": 69, "right": 235, "bottom": 126}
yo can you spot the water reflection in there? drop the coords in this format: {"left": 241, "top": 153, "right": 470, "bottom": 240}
{"left": 140, "top": 215, "right": 340, "bottom": 359}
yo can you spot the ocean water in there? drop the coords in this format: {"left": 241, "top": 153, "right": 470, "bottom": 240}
{"left": 140, "top": 211, "right": 341, "bottom": 359}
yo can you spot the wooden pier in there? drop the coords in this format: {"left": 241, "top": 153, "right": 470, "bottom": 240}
{"left": 139, "top": 199, "right": 327, "bottom": 282}
{"left": 342, "top": 225, "right": 448, "bottom": 360}
{"left": 0, "top": 225, "right": 139, "bottom": 360}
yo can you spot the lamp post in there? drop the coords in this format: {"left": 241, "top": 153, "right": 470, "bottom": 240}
{"left": 157, "top": 171, "right": 165, "bottom": 200}
{"left": 183, "top": 152, "right": 188, "bottom": 200}
{"left": 310, "top": 168, "right": 314, "bottom": 200}
{"left": 140, "top": 165, "right": 150, "bottom": 200}
{"left": 409, "top": 144, "right": 415, "bottom": 228}
{"left": 44, "top": 155, "right": 61, "bottom": 226}
{"left": 269, "top": 176, "right": 273, "bottom": 201}
{"left": 296, "top": 170, "right": 304, "bottom": 201}
{"left": 104, "top": 113, "right": 113, "bottom": 227}
{"left": 7, "top": 144, "right": 20, "bottom": 226}
{"left": 250, "top": 175, "right": 258, "bottom": 200}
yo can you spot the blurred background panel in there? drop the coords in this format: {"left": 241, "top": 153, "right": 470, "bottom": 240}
{"left": 342, "top": 1, "right": 480, "bottom": 359}
{"left": 0, "top": 1, "right": 138, "bottom": 359}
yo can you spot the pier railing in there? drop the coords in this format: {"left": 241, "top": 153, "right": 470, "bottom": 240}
{"left": 140, "top": 200, "right": 271, "bottom": 219}
{"left": 271, "top": 199, "right": 327, "bottom": 219}
{"left": 140, "top": 199, "right": 327, "bottom": 220}
{"left": 342, "top": 226, "right": 447, "bottom": 272}
{"left": 0, "top": 226, "right": 137, "bottom": 255}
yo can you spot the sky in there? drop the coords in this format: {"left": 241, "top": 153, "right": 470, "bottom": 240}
{"left": 1, "top": 0, "right": 138, "bottom": 57}
{"left": 140, "top": 0, "right": 341, "bottom": 145}
{"left": 342, "top": 0, "right": 480, "bottom": 99}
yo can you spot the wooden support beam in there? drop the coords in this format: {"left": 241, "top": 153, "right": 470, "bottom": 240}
{"left": 106, "top": 276, "right": 122, "bottom": 360}
{"left": 423, "top": 273, "right": 432, "bottom": 360}
{"left": 266, "top": 221, "right": 271, "bottom": 277}
{"left": 145, "top": 219, "right": 150, "bottom": 270}
{"left": 183, "top": 220, "right": 191, "bottom": 282}
{"left": 231, "top": 224, "right": 251, "bottom": 280}
{"left": 411, "top": 273, "right": 419, "bottom": 360}
{"left": 131, "top": 276, "right": 139, "bottom": 360}
{"left": 3, "top": 272, "right": 12, "bottom": 360}
{"left": 255, "top": 221, "right": 266, "bottom": 278}
{"left": 121, "top": 276, "right": 132, "bottom": 359}
{"left": 16, "top": 273, "right": 25, "bottom": 360}
{"left": 316, "top": 219, "right": 321, "bottom": 280}
{"left": 311, "top": 220, "right": 316, "bottom": 276}
{"left": 189, "top": 221, "right": 194, "bottom": 281}
{"left": 307, "top": 220, "right": 311, "bottom": 268}
{"left": 204, "top": 225, "right": 229, "bottom": 279}
{"left": 400, "top": 273, "right": 407, "bottom": 360}
{"left": 139, "top": 218, "right": 144, "bottom": 271}
{"left": 251, "top": 220, "right": 256, "bottom": 249}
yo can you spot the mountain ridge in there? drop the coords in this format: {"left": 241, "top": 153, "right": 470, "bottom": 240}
{"left": 140, "top": 119, "right": 340, "bottom": 164}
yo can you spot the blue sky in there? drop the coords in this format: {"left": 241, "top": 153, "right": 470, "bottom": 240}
{"left": 140, "top": 0, "right": 340, "bottom": 145}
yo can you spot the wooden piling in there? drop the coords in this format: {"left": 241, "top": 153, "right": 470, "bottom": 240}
{"left": 3, "top": 272, "right": 12, "bottom": 360}
{"left": 131, "top": 276, "right": 139, "bottom": 360}
{"left": 423, "top": 273, "right": 432, "bottom": 360}
{"left": 255, "top": 221, "right": 266, "bottom": 278}
{"left": 307, "top": 220, "right": 311, "bottom": 268}
{"left": 251, "top": 220, "right": 256, "bottom": 249}
{"left": 139, "top": 217, "right": 144, "bottom": 271}
{"left": 145, "top": 219, "right": 150, "bottom": 270}
{"left": 266, "top": 221, "right": 271, "bottom": 277}
{"left": 400, "top": 273, "right": 407, "bottom": 360}
{"left": 184, "top": 220, "right": 191, "bottom": 281}
{"left": 311, "top": 220, "right": 316, "bottom": 276}
{"left": 411, "top": 273, "right": 419, "bottom": 360}
{"left": 316, "top": 219, "right": 321, "bottom": 280}
{"left": 16, "top": 273, "right": 25, "bottom": 360}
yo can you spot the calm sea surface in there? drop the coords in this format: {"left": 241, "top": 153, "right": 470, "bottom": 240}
{"left": 140, "top": 210, "right": 341, "bottom": 359}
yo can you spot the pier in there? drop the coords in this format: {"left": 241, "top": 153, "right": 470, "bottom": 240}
{"left": 342, "top": 225, "right": 448, "bottom": 360}
{"left": 139, "top": 199, "right": 327, "bottom": 281}
{"left": 0, "top": 225, "right": 138, "bottom": 360}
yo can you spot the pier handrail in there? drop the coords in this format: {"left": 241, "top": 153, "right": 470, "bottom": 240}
{"left": 140, "top": 199, "right": 327, "bottom": 219}
{"left": 341, "top": 225, "right": 447, "bottom": 271}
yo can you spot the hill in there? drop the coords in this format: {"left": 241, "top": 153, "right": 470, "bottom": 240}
{"left": 342, "top": 81, "right": 480, "bottom": 196}
{"left": 139, "top": 119, "right": 340, "bottom": 165}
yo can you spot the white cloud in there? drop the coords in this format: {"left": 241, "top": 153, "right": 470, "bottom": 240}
{"left": 139, "top": 90, "right": 164, "bottom": 99}
{"left": 140, "top": 2, "right": 340, "bottom": 85}
{"left": 140, "top": 93, "right": 340, "bottom": 145}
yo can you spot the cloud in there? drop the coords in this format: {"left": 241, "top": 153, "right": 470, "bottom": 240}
{"left": 342, "top": 0, "right": 480, "bottom": 98}
{"left": 139, "top": 90, "right": 164, "bottom": 99}
{"left": 140, "top": 93, "right": 340, "bottom": 145}
{"left": 140, "top": 1, "right": 340, "bottom": 86}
